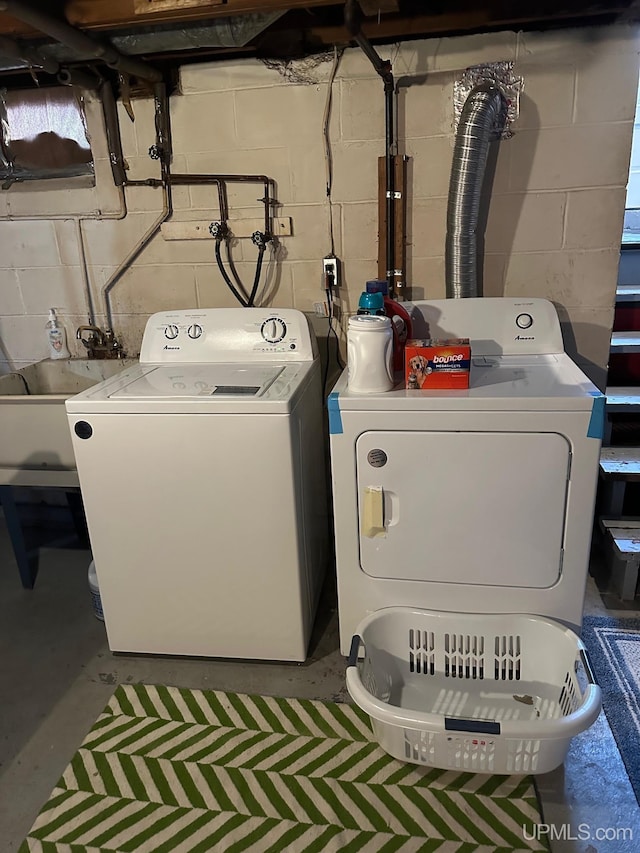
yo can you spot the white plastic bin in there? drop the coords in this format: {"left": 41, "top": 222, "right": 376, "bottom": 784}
{"left": 346, "top": 607, "right": 601, "bottom": 775}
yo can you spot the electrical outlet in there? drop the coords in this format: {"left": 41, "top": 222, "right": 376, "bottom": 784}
{"left": 323, "top": 255, "right": 340, "bottom": 288}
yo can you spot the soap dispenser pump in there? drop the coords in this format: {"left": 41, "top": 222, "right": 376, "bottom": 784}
{"left": 46, "top": 308, "right": 70, "bottom": 359}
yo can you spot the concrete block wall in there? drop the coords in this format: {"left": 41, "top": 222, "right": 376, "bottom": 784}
{"left": 0, "top": 24, "right": 638, "bottom": 388}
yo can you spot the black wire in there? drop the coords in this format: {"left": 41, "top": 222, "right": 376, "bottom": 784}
{"left": 214, "top": 239, "right": 248, "bottom": 307}
{"left": 322, "top": 286, "right": 345, "bottom": 399}
{"left": 331, "top": 313, "right": 345, "bottom": 370}
{"left": 322, "top": 318, "right": 332, "bottom": 399}
{"left": 225, "top": 238, "right": 250, "bottom": 305}
{"left": 247, "top": 245, "right": 265, "bottom": 308}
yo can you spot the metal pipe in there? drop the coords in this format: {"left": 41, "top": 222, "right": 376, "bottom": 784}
{"left": 76, "top": 219, "right": 95, "bottom": 326}
{"left": 57, "top": 67, "right": 100, "bottom": 90}
{"left": 169, "top": 173, "right": 274, "bottom": 237}
{"left": 445, "top": 84, "right": 505, "bottom": 299}
{"left": 100, "top": 80, "right": 127, "bottom": 186}
{"left": 153, "top": 81, "right": 171, "bottom": 169}
{"left": 0, "top": 33, "right": 59, "bottom": 74}
{"left": 103, "top": 183, "right": 172, "bottom": 331}
{"left": 170, "top": 173, "right": 273, "bottom": 184}
{"left": 344, "top": 0, "right": 397, "bottom": 297}
{"left": 0, "top": 0, "right": 162, "bottom": 82}
{"left": 103, "top": 83, "right": 172, "bottom": 329}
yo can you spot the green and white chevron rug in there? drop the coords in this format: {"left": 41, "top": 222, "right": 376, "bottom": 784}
{"left": 20, "top": 684, "right": 547, "bottom": 853}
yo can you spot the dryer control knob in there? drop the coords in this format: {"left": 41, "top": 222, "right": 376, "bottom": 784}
{"left": 164, "top": 324, "right": 179, "bottom": 340}
{"left": 515, "top": 313, "right": 533, "bottom": 330}
{"left": 188, "top": 324, "right": 203, "bottom": 339}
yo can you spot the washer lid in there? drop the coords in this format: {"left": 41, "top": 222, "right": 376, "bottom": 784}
{"left": 110, "top": 364, "right": 285, "bottom": 399}
{"left": 66, "top": 361, "right": 315, "bottom": 414}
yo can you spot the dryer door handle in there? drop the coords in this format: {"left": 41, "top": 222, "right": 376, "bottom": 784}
{"left": 361, "top": 486, "right": 386, "bottom": 537}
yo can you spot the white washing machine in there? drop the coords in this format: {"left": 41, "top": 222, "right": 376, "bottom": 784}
{"left": 66, "top": 308, "right": 328, "bottom": 662}
{"left": 329, "top": 298, "right": 604, "bottom": 654}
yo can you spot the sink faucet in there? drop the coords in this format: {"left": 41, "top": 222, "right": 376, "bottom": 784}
{"left": 77, "top": 325, "right": 106, "bottom": 349}
{"left": 76, "top": 325, "right": 125, "bottom": 359}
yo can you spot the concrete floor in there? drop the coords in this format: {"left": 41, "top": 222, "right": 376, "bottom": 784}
{"left": 0, "top": 514, "right": 639, "bottom": 852}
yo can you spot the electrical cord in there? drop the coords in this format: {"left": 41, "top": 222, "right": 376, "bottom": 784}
{"left": 322, "top": 275, "right": 345, "bottom": 399}
{"left": 321, "top": 46, "right": 345, "bottom": 400}
{"left": 323, "top": 46, "right": 342, "bottom": 256}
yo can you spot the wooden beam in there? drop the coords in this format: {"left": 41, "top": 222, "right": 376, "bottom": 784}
{"left": 161, "top": 217, "right": 292, "bottom": 239}
{"left": 377, "top": 156, "right": 385, "bottom": 282}
{"left": 377, "top": 154, "right": 406, "bottom": 291}
{"left": 394, "top": 154, "right": 407, "bottom": 293}
{"left": 64, "top": 0, "right": 339, "bottom": 31}
{"left": 304, "top": 5, "right": 638, "bottom": 47}
{"left": 0, "top": 1, "right": 635, "bottom": 41}
{"left": 133, "top": 0, "right": 222, "bottom": 14}
{"left": 358, "top": 1, "right": 399, "bottom": 15}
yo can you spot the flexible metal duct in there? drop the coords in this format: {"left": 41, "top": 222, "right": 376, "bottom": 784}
{"left": 445, "top": 84, "right": 505, "bottom": 298}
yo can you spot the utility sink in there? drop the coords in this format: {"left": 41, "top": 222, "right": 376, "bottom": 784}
{"left": 0, "top": 358, "right": 136, "bottom": 486}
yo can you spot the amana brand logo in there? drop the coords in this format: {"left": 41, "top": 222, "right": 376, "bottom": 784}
{"left": 515, "top": 335, "right": 534, "bottom": 341}
{"left": 163, "top": 345, "right": 180, "bottom": 350}
{"left": 433, "top": 353, "right": 463, "bottom": 363}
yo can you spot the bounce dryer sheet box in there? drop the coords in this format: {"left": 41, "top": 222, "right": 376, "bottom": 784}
{"left": 405, "top": 338, "right": 471, "bottom": 389}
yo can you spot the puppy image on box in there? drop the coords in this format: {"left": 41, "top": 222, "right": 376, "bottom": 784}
{"left": 408, "top": 355, "right": 432, "bottom": 389}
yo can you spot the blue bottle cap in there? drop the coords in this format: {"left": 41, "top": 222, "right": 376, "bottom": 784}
{"left": 358, "top": 291, "right": 384, "bottom": 312}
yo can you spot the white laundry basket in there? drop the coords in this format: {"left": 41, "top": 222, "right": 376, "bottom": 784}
{"left": 346, "top": 607, "right": 601, "bottom": 775}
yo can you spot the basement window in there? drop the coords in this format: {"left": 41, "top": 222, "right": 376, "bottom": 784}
{"left": 0, "top": 86, "right": 94, "bottom": 188}
{"left": 623, "top": 72, "right": 640, "bottom": 245}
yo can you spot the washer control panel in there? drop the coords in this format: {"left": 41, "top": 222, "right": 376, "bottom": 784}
{"left": 140, "top": 308, "right": 316, "bottom": 364}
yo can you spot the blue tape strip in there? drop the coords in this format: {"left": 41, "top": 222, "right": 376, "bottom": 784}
{"left": 328, "top": 391, "right": 343, "bottom": 435}
{"left": 587, "top": 393, "right": 606, "bottom": 439}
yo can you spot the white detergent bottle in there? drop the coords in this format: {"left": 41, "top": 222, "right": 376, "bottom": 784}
{"left": 46, "top": 308, "right": 70, "bottom": 359}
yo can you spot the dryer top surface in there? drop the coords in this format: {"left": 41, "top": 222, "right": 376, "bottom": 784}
{"left": 332, "top": 352, "right": 600, "bottom": 412}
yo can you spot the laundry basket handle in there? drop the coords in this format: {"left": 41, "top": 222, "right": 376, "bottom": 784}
{"left": 579, "top": 648, "right": 596, "bottom": 684}
{"left": 348, "top": 634, "right": 363, "bottom": 667}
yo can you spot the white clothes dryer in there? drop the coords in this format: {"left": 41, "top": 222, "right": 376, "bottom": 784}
{"left": 329, "top": 298, "right": 603, "bottom": 654}
{"left": 66, "top": 308, "right": 328, "bottom": 662}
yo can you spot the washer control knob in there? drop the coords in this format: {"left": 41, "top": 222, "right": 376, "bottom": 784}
{"left": 515, "top": 313, "right": 533, "bottom": 330}
{"left": 164, "top": 324, "right": 179, "bottom": 340}
{"left": 188, "top": 323, "right": 203, "bottom": 339}
{"left": 261, "top": 317, "right": 287, "bottom": 343}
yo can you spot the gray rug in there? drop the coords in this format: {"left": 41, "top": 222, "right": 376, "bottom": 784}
{"left": 581, "top": 616, "right": 640, "bottom": 805}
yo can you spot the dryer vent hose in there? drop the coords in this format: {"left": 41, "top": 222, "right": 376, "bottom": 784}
{"left": 445, "top": 85, "right": 506, "bottom": 299}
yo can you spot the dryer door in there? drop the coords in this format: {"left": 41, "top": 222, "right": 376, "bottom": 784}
{"left": 356, "top": 430, "right": 570, "bottom": 587}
